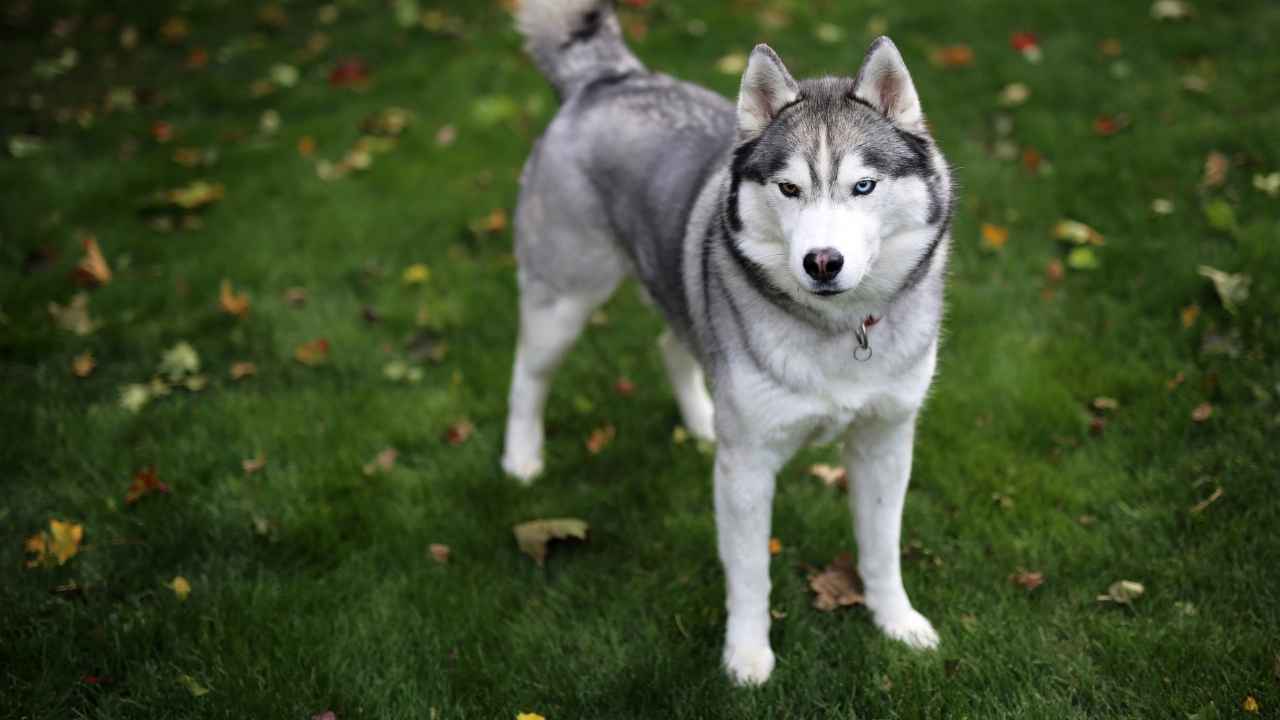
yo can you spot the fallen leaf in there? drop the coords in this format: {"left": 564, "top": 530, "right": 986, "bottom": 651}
{"left": 312, "top": 712, "right": 337, "bottom": 720}
{"left": 295, "top": 339, "right": 330, "bottom": 366}
{"left": 328, "top": 58, "right": 370, "bottom": 88}
{"left": 159, "top": 342, "right": 200, "bottom": 382}
{"left": 1097, "top": 579, "right": 1144, "bottom": 604}
{"left": 1151, "top": 0, "right": 1194, "bottom": 21}
{"left": 71, "top": 352, "right": 95, "bottom": 378}
{"left": 769, "top": 537, "right": 782, "bottom": 556}
{"left": 177, "top": 673, "right": 209, "bottom": 697}
{"left": 1092, "top": 397, "right": 1119, "bottom": 412}
{"left": 1253, "top": 172, "right": 1280, "bottom": 197}
{"left": 715, "top": 53, "right": 747, "bottom": 75}
{"left": 1180, "top": 304, "right": 1200, "bottom": 328}
{"left": 513, "top": 518, "right": 589, "bottom": 566}
{"left": 1045, "top": 258, "right": 1065, "bottom": 284}
{"left": 444, "top": 420, "right": 474, "bottom": 446}
{"left": 1066, "top": 247, "right": 1099, "bottom": 270}
{"left": 931, "top": 45, "right": 974, "bottom": 68}
{"left": 1191, "top": 402, "right": 1213, "bottom": 422}
{"left": 434, "top": 124, "right": 457, "bottom": 147}
{"left": 470, "top": 208, "right": 508, "bottom": 234}
{"left": 614, "top": 377, "right": 635, "bottom": 396}
{"left": 585, "top": 424, "right": 616, "bottom": 454}
{"left": 808, "top": 552, "right": 864, "bottom": 611}
{"left": 283, "top": 287, "right": 308, "bottom": 306}
{"left": 219, "top": 279, "right": 250, "bottom": 318}
{"left": 24, "top": 519, "right": 84, "bottom": 568}
{"left": 230, "top": 361, "right": 257, "bottom": 379}
{"left": 360, "top": 107, "right": 413, "bottom": 137}
{"left": 980, "top": 223, "right": 1009, "bottom": 251}
{"left": 997, "top": 82, "right": 1030, "bottom": 107}
{"left": 119, "top": 383, "right": 151, "bottom": 412}
{"left": 49, "top": 292, "right": 99, "bottom": 335}
{"left": 1167, "top": 371, "right": 1186, "bottom": 391}
{"left": 1009, "top": 568, "right": 1045, "bottom": 591}
{"left": 1200, "top": 151, "right": 1229, "bottom": 189}
{"left": 429, "top": 543, "right": 450, "bottom": 563}
{"left": 1098, "top": 38, "right": 1123, "bottom": 56}
{"left": 167, "top": 576, "right": 191, "bottom": 601}
{"left": 1092, "top": 113, "right": 1130, "bottom": 136}
{"left": 1009, "top": 31, "right": 1041, "bottom": 62}
{"left": 73, "top": 234, "right": 112, "bottom": 287}
{"left": 125, "top": 466, "right": 170, "bottom": 504}
{"left": 1151, "top": 198, "right": 1175, "bottom": 215}
{"left": 362, "top": 447, "right": 398, "bottom": 476}
{"left": 242, "top": 452, "right": 267, "bottom": 475}
{"left": 1053, "top": 220, "right": 1105, "bottom": 246}
{"left": 517, "top": 714, "right": 546, "bottom": 720}
{"left": 809, "top": 463, "right": 848, "bottom": 490}
{"left": 1243, "top": 695, "right": 1260, "bottom": 714}
{"left": 402, "top": 263, "right": 431, "bottom": 285}
{"left": 1189, "top": 486, "right": 1223, "bottom": 514}
{"left": 1197, "top": 265, "right": 1250, "bottom": 314}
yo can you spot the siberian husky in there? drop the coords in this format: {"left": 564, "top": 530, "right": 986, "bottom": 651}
{"left": 503, "top": 0, "right": 953, "bottom": 685}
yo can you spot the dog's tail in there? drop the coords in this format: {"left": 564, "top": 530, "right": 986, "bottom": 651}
{"left": 514, "top": 0, "right": 645, "bottom": 98}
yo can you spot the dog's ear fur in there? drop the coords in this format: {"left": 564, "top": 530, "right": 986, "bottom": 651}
{"left": 853, "top": 36, "right": 926, "bottom": 134}
{"left": 737, "top": 44, "right": 800, "bottom": 141}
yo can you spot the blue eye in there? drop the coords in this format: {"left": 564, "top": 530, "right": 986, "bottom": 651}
{"left": 853, "top": 179, "right": 877, "bottom": 196}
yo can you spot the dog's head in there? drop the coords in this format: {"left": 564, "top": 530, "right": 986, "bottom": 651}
{"left": 728, "top": 38, "right": 951, "bottom": 309}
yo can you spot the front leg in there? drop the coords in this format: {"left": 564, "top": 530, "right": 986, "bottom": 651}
{"left": 844, "top": 412, "right": 939, "bottom": 650}
{"left": 714, "top": 445, "right": 781, "bottom": 685}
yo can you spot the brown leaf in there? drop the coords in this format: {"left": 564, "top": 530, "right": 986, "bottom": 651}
{"left": 444, "top": 420, "right": 474, "bottom": 446}
{"left": 1180, "top": 304, "right": 1200, "bottom": 328}
{"left": 229, "top": 361, "right": 257, "bottom": 379}
{"left": 1189, "top": 486, "right": 1223, "bottom": 514}
{"left": 219, "top": 279, "right": 250, "bottom": 318}
{"left": 294, "top": 338, "right": 330, "bottom": 366}
{"left": 808, "top": 552, "right": 864, "bottom": 611}
{"left": 768, "top": 537, "right": 782, "bottom": 556}
{"left": 362, "top": 447, "right": 398, "bottom": 476}
{"left": 283, "top": 287, "right": 308, "bottom": 306}
{"left": 71, "top": 352, "right": 95, "bottom": 378}
{"left": 428, "top": 543, "right": 451, "bottom": 564}
{"left": 1191, "top": 402, "right": 1213, "bottom": 422}
{"left": 125, "top": 466, "right": 169, "bottom": 504}
{"left": 1009, "top": 568, "right": 1045, "bottom": 591}
{"left": 513, "top": 518, "right": 589, "bottom": 566}
{"left": 73, "top": 234, "right": 112, "bottom": 287}
{"left": 297, "top": 136, "right": 316, "bottom": 156}
{"left": 585, "top": 425, "right": 616, "bottom": 454}
{"left": 1097, "top": 579, "right": 1144, "bottom": 604}
{"left": 614, "top": 377, "right": 635, "bottom": 396}
{"left": 808, "top": 463, "right": 848, "bottom": 490}
{"left": 242, "top": 452, "right": 267, "bottom": 475}
{"left": 930, "top": 45, "right": 974, "bottom": 68}
{"left": 1200, "top": 151, "right": 1229, "bottom": 189}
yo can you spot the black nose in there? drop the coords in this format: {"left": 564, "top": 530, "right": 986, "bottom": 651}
{"left": 803, "top": 248, "right": 844, "bottom": 283}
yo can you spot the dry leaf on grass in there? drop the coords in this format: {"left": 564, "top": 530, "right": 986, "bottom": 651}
{"left": 73, "top": 234, "right": 112, "bottom": 287}
{"left": 428, "top": 543, "right": 450, "bottom": 564}
{"left": 586, "top": 425, "right": 615, "bottom": 454}
{"left": 769, "top": 538, "right": 782, "bottom": 556}
{"left": 125, "top": 466, "right": 170, "bottom": 504}
{"left": 294, "top": 339, "right": 330, "bottom": 366}
{"left": 167, "top": 576, "right": 191, "bottom": 601}
{"left": 219, "top": 279, "right": 250, "bottom": 317}
{"left": 513, "top": 518, "right": 589, "bottom": 566}
{"left": 1189, "top": 486, "right": 1223, "bottom": 514}
{"left": 980, "top": 223, "right": 1009, "bottom": 251}
{"left": 1197, "top": 265, "right": 1250, "bottom": 314}
{"left": 49, "top": 292, "right": 99, "bottom": 335}
{"left": 444, "top": 420, "right": 474, "bottom": 446}
{"left": 230, "top": 361, "right": 257, "bottom": 379}
{"left": 24, "top": 519, "right": 84, "bottom": 568}
{"left": 1191, "top": 402, "right": 1213, "bottom": 422}
{"left": 71, "top": 352, "right": 95, "bottom": 378}
{"left": 1200, "top": 150, "right": 1229, "bottom": 188}
{"left": 1009, "top": 568, "right": 1045, "bottom": 591}
{"left": 808, "top": 552, "right": 864, "bottom": 611}
{"left": 1097, "top": 579, "right": 1144, "bottom": 604}
{"left": 809, "top": 463, "right": 848, "bottom": 490}
{"left": 362, "top": 447, "right": 397, "bottom": 476}
{"left": 242, "top": 452, "right": 267, "bottom": 475}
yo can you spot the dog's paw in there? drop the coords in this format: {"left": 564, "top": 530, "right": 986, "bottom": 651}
{"left": 501, "top": 453, "right": 544, "bottom": 485}
{"left": 872, "top": 607, "right": 940, "bottom": 650}
{"left": 723, "top": 644, "right": 775, "bottom": 686}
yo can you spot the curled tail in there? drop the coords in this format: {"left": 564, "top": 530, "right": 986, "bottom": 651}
{"left": 515, "top": 0, "right": 645, "bottom": 98}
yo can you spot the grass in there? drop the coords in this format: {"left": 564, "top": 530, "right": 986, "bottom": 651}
{"left": 2, "top": 0, "right": 1279, "bottom": 717}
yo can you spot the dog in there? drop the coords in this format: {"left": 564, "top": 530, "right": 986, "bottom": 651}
{"left": 502, "top": 0, "right": 953, "bottom": 685}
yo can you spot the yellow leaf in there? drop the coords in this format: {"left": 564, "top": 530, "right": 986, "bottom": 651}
{"left": 715, "top": 53, "right": 747, "bottom": 75}
{"left": 585, "top": 425, "right": 615, "bottom": 454}
{"left": 294, "top": 338, "right": 330, "bottom": 366}
{"left": 808, "top": 463, "right": 848, "bottom": 489}
{"left": 229, "top": 361, "right": 257, "bottom": 379}
{"left": 1180, "top": 304, "right": 1200, "bottom": 328}
{"left": 768, "top": 537, "right": 782, "bottom": 555}
{"left": 980, "top": 223, "right": 1009, "bottom": 251}
{"left": 517, "top": 714, "right": 546, "bottom": 720}
{"left": 26, "top": 519, "right": 85, "bottom": 568}
{"left": 49, "top": 292, "right": 99, "bottom": 335}
{"left": 167, "top": 576, "right": 191, "bottom": 601}
{"left": 513, "top": 518, "right": 589, "bottom": 566}
{"left": 1243, "top": 695, "right": 1260, "bottom": 714}
{"left": 219, "top": 279, "right": 250, "bottom": 318}
{"left": 74, "top": 234, "right": 112, "bottom": 287}
{"left": 72, "top": 352, "right": 96, "bottom": 378}
{"left": 402, "top": 263, "right": 431, "bottom": 284}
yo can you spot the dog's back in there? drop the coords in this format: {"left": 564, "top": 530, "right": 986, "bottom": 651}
{"left": 514, "top": 0, "right": 734, "bottom": 333}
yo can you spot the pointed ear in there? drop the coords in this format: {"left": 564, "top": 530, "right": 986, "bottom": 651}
{"left": 853, "top": 36, "right": 926, "bottom": 133}
{"left": 736, "top": 44, "right": 800, "bottom": 141}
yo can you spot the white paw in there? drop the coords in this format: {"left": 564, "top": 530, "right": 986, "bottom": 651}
{"left": 872, "top": 607, "right": 940, "bottom": 650}
{"left": 723, "top": 644, "right": 775, "bottom": 686}
{"left": 685, "top": 407, "right": 716, "bottom": 443}
{"left": 501, "top": 453, "right": 543, "bottom": 484}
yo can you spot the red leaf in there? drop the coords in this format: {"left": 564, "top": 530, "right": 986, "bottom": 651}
{"left": 328, "top": 58, "right": 370, "bottom": 88}
{"left": 1010, "top": 31, "right": 1039, "bottom": 52}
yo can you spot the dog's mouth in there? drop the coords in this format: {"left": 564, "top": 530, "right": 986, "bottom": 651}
{"left": 810, "top": 287, "right": 848, "bottom": 297}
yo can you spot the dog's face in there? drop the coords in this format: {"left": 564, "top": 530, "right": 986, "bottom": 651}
{"left": 730, "top": 39, "right": 950, "bottom": 307}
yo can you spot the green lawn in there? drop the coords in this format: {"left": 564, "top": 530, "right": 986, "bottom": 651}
{"left": 3, "top": 0, "right": 1279, "bottom": 717}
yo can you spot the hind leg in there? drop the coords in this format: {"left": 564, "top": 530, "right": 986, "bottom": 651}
{"left": 659, "top": 331, "right": 715, "bottom": 442}
{"left": 502, "top": 273, "right": 617, "bottom": 483}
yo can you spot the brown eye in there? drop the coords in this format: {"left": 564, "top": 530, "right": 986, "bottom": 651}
{"left": 777, "top": 182, "right": 801, "bottom": 198}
